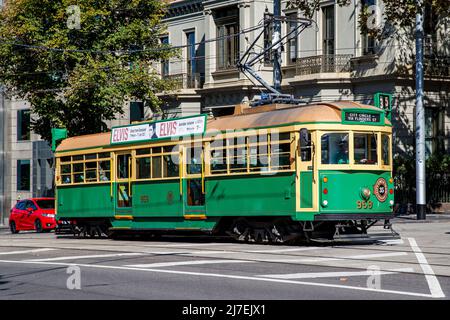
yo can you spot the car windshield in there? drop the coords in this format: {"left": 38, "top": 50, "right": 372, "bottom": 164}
{"left": 36, "top": 200, "right": 55, "bottom": 209}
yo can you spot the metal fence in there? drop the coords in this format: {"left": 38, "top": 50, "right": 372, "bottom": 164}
{"left": 394, "top": 173, "right": 450, "bottom": 214}
{"left": 163, "top": 73, "right": 204, "bottom": 89}
{"left": 295, "top": 54, "right": 353, "bottom": 76}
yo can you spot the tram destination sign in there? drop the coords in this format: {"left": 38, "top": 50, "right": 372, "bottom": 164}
{"left": 344, "top": 112, "right": 381, "bottom": 124}
{"left": 111, "top": 115, "right": 207, "bottom": 144}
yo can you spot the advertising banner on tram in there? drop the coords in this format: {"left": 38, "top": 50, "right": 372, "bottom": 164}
{"left": 111, "top": 114, "right": 207, "bottom": 144}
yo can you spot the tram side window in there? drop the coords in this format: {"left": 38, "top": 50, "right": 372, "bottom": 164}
{"left": 58, "top": 153, "right": 111, "bottom": 185}
{"left": 98, "top": 161, "right": 111, "bottom": 181}
{"left": 163, "top": 154, "right": 179, "bottom": 177}
{"left": 136, "top": 157, "right": 151, "bottom": 179}
{"left": 354, "top": 133, "right": 377, "bottom": 165}
{"left": 249, "top": 134, "right": 269, "bottom": 172}
{"left": 209, "top": 132, "right": 292, "bottom": 175}
{"left": 61, "top": 164, "right": 71, "bottom": 184}
{"left": 300, "top": 132, "right": 312, "bottom": 162}
{"left": 210, "top": 139, "right": 227, "bottom": 174}
{"left": 270, "top": 132, "right": 292, "bottom": 170}
{"left": 135, "top": 145, "right": 179, "bottom": 180}
{"left": 321, "top": 133, "right": 349, "bottom": 165}
{"left": 382, "top": 134, "right": 390, "bottom": 166}
{"left": 73, "top": 163, "right": 84, "bottom": 183}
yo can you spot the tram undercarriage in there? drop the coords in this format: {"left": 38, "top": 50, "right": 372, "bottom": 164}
{"left": 57, "top": 215, "right": 399, "bottom": 244}
{"left": 224, "top": 217, "right": 400, "bottom": 244}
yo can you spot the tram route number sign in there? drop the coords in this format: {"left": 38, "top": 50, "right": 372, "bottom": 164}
{"left": 111, "top": 115, "right": 206, "bottom": 144}
{"left": 344, "top": 112, "right": 380, "bottom": 123}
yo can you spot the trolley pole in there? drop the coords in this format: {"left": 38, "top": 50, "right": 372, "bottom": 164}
{"left": 415, "top": 0, "right": 426, "bottom": 220}
{"left": 272, "top": 0, "right": 282, "bottom": 91}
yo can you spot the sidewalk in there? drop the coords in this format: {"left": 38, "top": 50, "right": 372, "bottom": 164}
{"left": 393, "top": 212, "right": 450, "bottom": 224}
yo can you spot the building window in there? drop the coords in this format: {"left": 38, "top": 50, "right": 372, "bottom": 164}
{"left": 130, "top": 102, "right": 144, "bottom": 123}
{"left": 424, "top": 3, "right": 438, "bottom": 56}
{"left": 361, "top": 0, "right": 376, "bottom": 55}
{"left": 286, "top": 13, "right": 298, "bottom": 64}
{"left": 17, "top": 109, "right": 31, "bottom": 141}
{"left": 17, "top": 160, "right": 31, "bottom": 191}
{"left": 322, "top": 5, "right": 335, "bottom": 56}
{"left": 186, "top": 31, "right": 196, "bottom": 87}
{"left": 263, "top": 11, "right": 273, "bottom": 65}
{"left": 425, "top": 108, "right": 445, "bottom": 158}
{"left": 215, "top": 7, "right": 239, "bottom": 70}
{"left": 160, "top": 36, "right": 169, "bottom": 77}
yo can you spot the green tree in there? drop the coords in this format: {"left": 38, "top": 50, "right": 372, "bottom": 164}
{"left": 0, "top": 0, "right": 178, "bottom": 143}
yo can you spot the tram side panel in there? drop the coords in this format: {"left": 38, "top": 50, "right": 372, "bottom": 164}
{"left": 205, "top": 172, "right": 296, "bottom": 217}
{"left": 57, "top": 183, "right": 114, "bottom": 219}
{"left": 132, "top": 180, "right": 182, "bottom": 218}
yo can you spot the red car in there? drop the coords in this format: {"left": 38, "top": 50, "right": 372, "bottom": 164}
{"left": 9, "top": 198, "right": 56, "bottom": 233}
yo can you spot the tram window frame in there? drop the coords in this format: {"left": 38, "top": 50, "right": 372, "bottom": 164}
{"left": 321, "top": 132, "right": 350, "bottom": 165}
{"left": 209, "top": 131, "right": 294, "bottom": 175}
{"left": 134, "top": 144, "right": 180, "bottom": 181}
{"left": 353, "top": 132, "right": 378, "bottom": 165}
{"left": 381, "top": 134, "right": 391, "bottom": 166}
{"left": 58, "top": 152, "right": 112, "bottom": 185}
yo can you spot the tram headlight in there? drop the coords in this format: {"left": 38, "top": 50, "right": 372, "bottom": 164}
{"left": 360, "top": 187, "right": 371, "bottom": 200}
{"left": 389, "top": 200, "right": 394, "bottom": 206}
{"left": 322, "top": 200, "right": 328, "bottom": 207}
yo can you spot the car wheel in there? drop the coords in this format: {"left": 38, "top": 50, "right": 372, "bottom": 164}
{"left": 34, "top": 219, "right": 43, "bottom": 233}
{"left": 10, "top": 221, "right": 19, "bottom": 234}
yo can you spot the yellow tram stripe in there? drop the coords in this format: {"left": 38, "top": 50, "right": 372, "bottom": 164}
{"left": 183, "top": 214, "right": 207, "bottom": 220}
{"left": 114, "top": 215, "right": 134, "bottom": 220}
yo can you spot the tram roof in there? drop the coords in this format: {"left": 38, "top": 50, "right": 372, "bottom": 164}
{"left": 55, "top": 101, "right": 389, "bottom": 153}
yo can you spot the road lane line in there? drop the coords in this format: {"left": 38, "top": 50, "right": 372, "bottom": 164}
{"left": 126, "top": 259, "right": 254, "bottom": 268}
{"left": 260, "top": 268, "right": 415, "bottom": 279}
{"left": 0, "top": 248, "right": 57, "bottom": 256}
{"left": 0, "top": 259, "right": 436, "bottom": 298}
{"left": 246, "top": 247, "right": 324, "bottom": 253}
{"left": 25, "top": 252, "right": 144, "bottom": 262}
{"left": 265, "top": 251, "right": 408, "bottom": 263}
{"left": 144, "top": 243, "right": 231, "bottom": 247}
{"left": 408, "top": 238, "right": 445, "bottom": 298}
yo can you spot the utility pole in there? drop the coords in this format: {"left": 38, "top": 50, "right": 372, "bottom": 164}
{"left": 415, "top": 0, "right": 426, "bottom": 220}
{"left": 272, "top": 0, "right": 282, "bottom": 91}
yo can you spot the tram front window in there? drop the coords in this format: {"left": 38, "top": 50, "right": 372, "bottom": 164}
{"left": 321, "top": 133, "right": 349, "bottom": 164}
{"left": 354, "top": 133, "right": 377, "bottom": 165}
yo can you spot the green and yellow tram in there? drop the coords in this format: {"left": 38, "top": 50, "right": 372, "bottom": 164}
{"left": 54, "top": 101, "right": 395, "bottom": 242}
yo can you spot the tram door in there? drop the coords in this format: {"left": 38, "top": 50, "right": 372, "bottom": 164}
{"left": 183, "top": 145, "right": 206, "bottom": 218}
{"left": 115, "top": 152, "right": 133, "bottom": 213}
{"left": 298, "top": 129, "right": 314, "bottom": 209}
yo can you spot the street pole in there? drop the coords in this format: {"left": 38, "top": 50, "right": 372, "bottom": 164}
{"left": 415, "top": 0, "right": 426, "bottom": 220}
{"left": 272, "top": 0, "right": 282, "bottom": 91}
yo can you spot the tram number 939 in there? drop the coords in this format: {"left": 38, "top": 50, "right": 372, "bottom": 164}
{"left": 356, "top": 200, "right": 373, "bottom": 209}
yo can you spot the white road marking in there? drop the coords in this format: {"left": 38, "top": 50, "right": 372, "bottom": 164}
{"left": 260, "top": 267, "right": 414, "bottom": 279}
{"left": 144, "top": 243, "right": 231, "bottom": 248}
{"left": 266, "top": 251, "right": 408, "bottom": 263}
{"left": 246, "top": 247, "right": 324, "bottom": 253}
{"left": 0, "top": 248, "right": 57, "bottom": 256}
{"left": 25, "top": 252, "right": 144, "bottom": 262}
{"left": 126, "top": 259, "right": 254, "bottom": 268}
{"left": 408, "top": 238, "right": 445, "bottom": 298}
{"left": 0, "top": 259, "right": 437, "bottom": 298}
{"left": 381, "top": 239, "right": 405, "bottom": 245}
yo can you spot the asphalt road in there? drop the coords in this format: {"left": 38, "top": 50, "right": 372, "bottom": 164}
{"left": 0, "top": 220, "right": 449, "bottom": 300}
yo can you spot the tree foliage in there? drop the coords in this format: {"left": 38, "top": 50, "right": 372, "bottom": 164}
{"left": 0, "top": 0, "right": 178, "bottom": 143}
